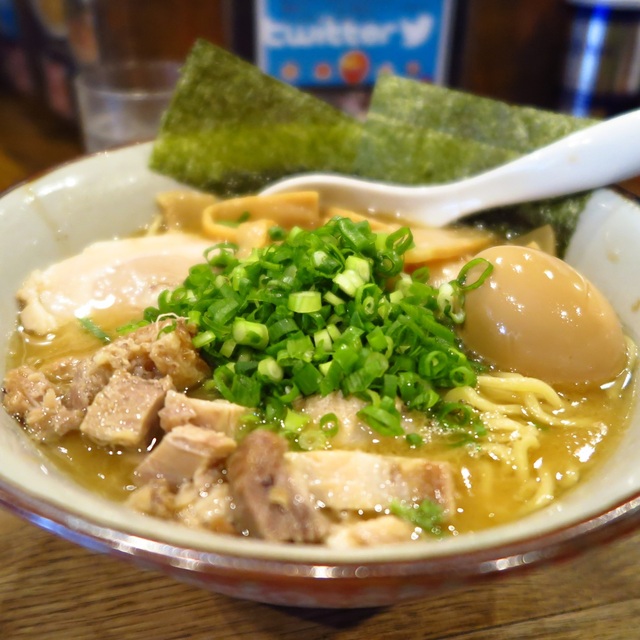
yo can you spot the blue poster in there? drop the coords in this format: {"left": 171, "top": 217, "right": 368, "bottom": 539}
{"left": 0, "top": 0, "right": 20, "bottom": 39}
{"left": 256, "top": 0, "right": 456, "bottom": 87}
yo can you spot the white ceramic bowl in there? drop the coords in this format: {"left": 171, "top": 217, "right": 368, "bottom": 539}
{"left": 2, "top": 143, "right": 640, "bottom": 608}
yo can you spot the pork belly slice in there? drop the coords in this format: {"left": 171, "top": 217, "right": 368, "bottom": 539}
{"left": 299, "top": 392, "right": 424, "bottom": 449}
{"left": 326, "top": 515, "right": 416, "bottom": 548}
{"left": 80, "top": 370, "right": 173, "bottom": 448}
{"left": 159, "top": 390, "right": 247, "bottom": 436}
{"left": 2, "top": 365, "right": 84, "bottom": 440}
{"left": 18, "top": 232, "right": 212, "bottom": 335}
{"left": 134, "top": 425, "right": 236, "bottom": 487}
{"left": 298, "top": 393, "right": 373, "bottom": 449}
{"left": 226, "top": 430, "right": 330, "bottom": 543}
{"left": 285, "top": 450, "right": 455, "bottom": 516}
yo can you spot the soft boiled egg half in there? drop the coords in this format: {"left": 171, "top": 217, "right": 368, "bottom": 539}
{"left": 458, "top": 245, "right": 627, "bottom": 389}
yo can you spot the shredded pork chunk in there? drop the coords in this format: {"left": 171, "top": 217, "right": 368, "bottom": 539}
{"left": 127, "top": 478, "right": 176, "bottom": 519}
{"left": 2, "top": 365, "right": 84, "bottom": 440}
{"left": 81, "top": 370, "right": 173, "bottom": 448}
{"left": 91, "top": 319, "right": 210, "bottom": 390}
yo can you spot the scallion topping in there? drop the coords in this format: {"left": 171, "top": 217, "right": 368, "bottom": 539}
{"left": 288, "top": 291, "right": 322, "bottom": 314}
{"left": 142, "top": 216, "right": 485, "bottom": 441}
{"left": 78, "top": 317, "right": 111, "bottom": 344}
{"left": 390, "top": 499, "right": 443, "bottom": 536}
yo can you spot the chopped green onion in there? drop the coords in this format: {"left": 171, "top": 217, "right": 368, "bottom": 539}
{"left": 268, "top": 225, "right": 286, "bottom": 241}
{"left": 142, "top": 217, "right": 487, "bottom": 441}
{"left": 318, "top": 361, "right": 332, "bottom": 376}
{"left": 283, "top": 409, "right": 310, "bottom": 433}
{"left": 437, "top": 401, "right": 476, "bottom": 429}
{"left": 390, "top": 499, "right": 443, "bottom": 536}
{"left": 220, "top": 338, "right": 236, "bottom": 358}
{"left": 78, "top": 317, "right": 111, "bottom": 344}
{"left": 323, "top": 291, "right": 345, "bottom": 306}
{"left": 258, "top": 356, "right": 283, "bottom": 382}
{"left": 326, "top": 324, "right": 341, "bottom": 340}
{"left": 288, "top": 291, "right": 322, "bottom": 313}
{"left": 389, "top": 289, "right": 404, "bottom": 304}
{"left": 319, "top": 412, "right": 340, "bottom": 437}
{"left": 386, "top": 227, "right": 413, "bottom": 255}
{"left": 286, "top": 335, "right": 315, "bottom": 361}
{"left": 345, "top": 255, "right": 371, "bottom": 283}
{"left": 457, "top": 257, "right": 493, "bottom": 291}
{"left": 293, "top": 362, "right": 323, "bottom": 395}
{"left": 297, "top": 429, "right": 328, "bottom": 451}
{"left": 314, "top": 329, "right": 333, "bottom": 352}
{"left": 333, "top": 269, "right": 365, "bottom": 297}
{"left": 232, "top": 319, "right": 269, "bottom": 350}
{"left": 367, "top": 326, "right": 388, "bottom": 352}
{"left": 357, "top": 398, "right": 403, "bottom": 437}
{"left": 268, "top": 317, "right": 299, "bottom": 342}
{"left": 405, "top": 433, "right": 423, "bottom": 448}
{"left": 278, "top": 384, "right": 300, "bottom": 404}
{"left": 192, "top": 330, "right": 216, "bottom": 348}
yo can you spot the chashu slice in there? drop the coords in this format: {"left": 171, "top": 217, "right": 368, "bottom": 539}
{"left": 285, "top": 450, "right": 455, "bottom": 517}
{"left": 18, "top": 232, "right": 212, "bottom": 335}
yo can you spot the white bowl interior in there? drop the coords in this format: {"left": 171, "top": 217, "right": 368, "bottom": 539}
{"left": 1, "top": 143, "right": 640, "bottom": 565}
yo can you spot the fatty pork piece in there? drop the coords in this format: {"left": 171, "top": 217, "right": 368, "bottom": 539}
{"left": 134, "top": 425, "right": 237, "bottom": 487}
{"left": 17, "top": 232, "right": 212, "bottom": 335}
{"left": 325, "top": 515, "right": 417, "bottom": 548}
{"left": 158, "top": 389, "right": 247, "bottom": 436}
{"left": 175, "top": 481, "right": 235, "bottom": 534}
{"left": 226, "top": 431, "right": 454, "bottom": 544}
{"left": 299, "top": 392, "right": 426, "bottom": 449}
{"left": 128, "top": 466, "right": 236, "bottom": 535}
{"left": 285, "top": 450, "right": 454, "bottom": 517}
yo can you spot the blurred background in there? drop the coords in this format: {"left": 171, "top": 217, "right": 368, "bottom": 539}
{"left": 1, "top": 0, "right": 639, "bottom": 187}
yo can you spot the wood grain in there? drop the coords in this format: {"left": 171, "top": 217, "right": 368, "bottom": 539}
{"left": 1, "top": 509, "right": 640, "bottom": 639}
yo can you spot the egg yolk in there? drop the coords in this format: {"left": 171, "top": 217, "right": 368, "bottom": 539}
{"left": 458, "top": 245, "right": 627, "bottom": 389}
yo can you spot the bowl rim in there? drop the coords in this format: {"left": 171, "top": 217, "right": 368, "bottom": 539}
{"left": 1, "top": 469, "right": 640, "bottom": 581}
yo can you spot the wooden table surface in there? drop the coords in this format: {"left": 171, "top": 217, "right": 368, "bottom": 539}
{"left": 2, "top": 89, "right": 640, "bottom": 640}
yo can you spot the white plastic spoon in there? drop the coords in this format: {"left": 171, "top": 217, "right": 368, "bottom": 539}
{"left": 260, "top": 108, "right": 640, "bottom": 227}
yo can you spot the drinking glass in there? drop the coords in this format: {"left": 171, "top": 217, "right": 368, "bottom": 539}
{"left": 74, "top": 59, "right": 180, "bottom": 152}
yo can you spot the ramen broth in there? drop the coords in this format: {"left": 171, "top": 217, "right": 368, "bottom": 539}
{"left": 6, "top": 300, "right": 635, "bottom": 535}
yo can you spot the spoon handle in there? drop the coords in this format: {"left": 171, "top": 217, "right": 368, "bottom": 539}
{"left": 261, "top": 109, "right": 640, "bottom": 228}
{"left": 422, "top": 108, "right": 640, "bottom": 226}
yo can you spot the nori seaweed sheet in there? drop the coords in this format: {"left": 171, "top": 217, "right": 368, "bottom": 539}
{"left": 354, "top": 75, "right": 598, "bottom": 252}
{"left": 150, "top": 42, "right": 601, "bottom": 252}
{"left": 150, "top": 40, "right": 362, "bottom": 196}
